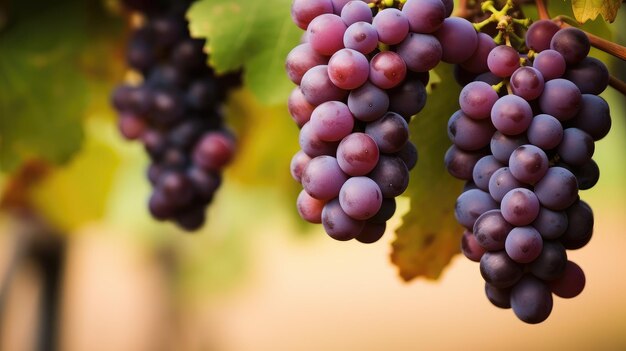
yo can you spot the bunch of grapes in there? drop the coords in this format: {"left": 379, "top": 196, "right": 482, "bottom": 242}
{"left": 286, "top": 0, "right": 460, "bottom": 243}
{"left": 449, "top": 20, "right": 610, "bottom": 323}
{"left": 111, "top": 0, "right": 240, "bottom": 231}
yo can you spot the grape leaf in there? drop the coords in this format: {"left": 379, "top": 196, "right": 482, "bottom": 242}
{"left": 187, "top": 0, "right": 302, "bottom": 105}
{"left": 390, "top": 64, "right": 464, "bottom": 281}
{"left": 570, "top": 0, "right": 622, "bottom": 23}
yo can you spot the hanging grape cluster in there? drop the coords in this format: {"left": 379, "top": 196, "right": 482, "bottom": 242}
{"left": 111, "top": 0, "right": 241, "bottom": 231}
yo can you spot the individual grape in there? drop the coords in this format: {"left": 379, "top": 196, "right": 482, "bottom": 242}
{"left": 485, "top": 283, "right": 511, "bottom": 309}
{"left": 347, "top": 82, "right": 390, "bottom": 122}
{"left": 286, "top": 43, "right": 329, "bottom": 85}
{"left": 448, "top": 110, "right": 495, "bottom": 151}
{"left": 192, "top": 131, "right": 236, "bottom": 172}
{"left": 366, "top": 112, "right": 409, "bottom": 153}
{"left": 566, "top": 159, "right": 600, "bottom": 190}
{"left": 168, "top": 118, "right": 214, "bottom": 150}
{"left": 441, "top": 0, "right": 454, "bottom": 17}
{"left": 298, "top": 122, "right": 339, "bottom": 157}
{"left": 510, "top": 275, "right": 553, "bottom": 324}
{"left": 563, "top": 57, "right": 609, "bottom": 95}
{"left": 501, "top": 188, "right": 540, "bottom": 226}
{"left": 118, "top": 113, "right": 147, "bottom": 140}
{"left": 527, "top": 114, "right": 563, "bottom": 150}
{"left": 459, "top": 81, "right": 499, "bottom": 120}
{"left": 532, "top": 49, "right": 566, "bottom": 81}
{"left": 148, "top": 64, "right": 188, "bottom": 89}
{"left": 339, "top": 176, "right": 383, "bottom": 220}
{"left": 290, "top": 150, "right": 312, "bottom": 182}
{"left": 525, "top": 20, "right": 560, "bottom": 52}
{"left": 474, "top": 71, "right": 502, "bottom": 86}
{"left": 369, "top": 51, "right": 407, "bottom": 89}
{"left": 337, "top": 132, "right": 379, "bottom": 176}
{"left": 126, "top": 28, "right": 156, "bottom": 72}
{"left": 149, "top": 14, "right": 187, "bottom": 49}
{"left": 301, "top": 155, "right": 348, "bottom": 201}
{"left": 445, "top": 145, "right": 487, "bottom": 180}
{"left": 472, "top": 156, "right": 502, "bottom": 191}
{"left": 455, "top": 189, "right": 498, "bottom": 229}
{"left": 288, "top": 87, "right": 315, "bottom": 128}
{"left": 490, "top": 132, "right": 529, "bottom": 164}
{"left": 297, "top": 189, "right": 325, "bottom": 224}
{"left": 331, "top": 0, "right": 352, "bottom": 14}
{"left": 170, "top": 39, "right": 207, "bottom": 72}
{"left": 150, "top": 89, "right": 186, "bottom": 126}
{"left": 487, "top": 45, "right": 520, "bottom": 78}
{"left": 340, "top": 1, "right": 373, "bottom": 25}
{"left": 508, "top": 145, "right": 549, "bottom": 184}
{"left": 187, "top": 167, "right": 221, "bottom": 202}
{"left": 490, "top": 95, "right": 533, "bottom": 135}
{"left": 473, "top": 210, "right": 512, "bottom": 251}
{"left": 453, "top": 65, "right": 478, "bottom": 86}
{"left": 505, "top": 226, "right": 543, "bottom": 263}
{"left": 388, "top": 78, "right": 427, "bottom": 120}
{"left": 142, "top": 129, "right": 167, "bottom": 159}
{"left": 488, "top": 167, "right": 525, "bottom": 202}
{"left": 372, "top": 8, "right": 409, "bottom": 45}
{"left": 328, "top": 48, "right": 370, "bottom": 90}
{"left": 148, "top": 190, "right": 175, "bottom": 220}
{"left": 510, "top": 66, "right": 544, "bottom": 101}
{"left": 549, "top": 261, "right": 586, "bottom": 298}
{"left": 402, "top": 0, "right": 446, "bottom": 34}
{"left": 368, "top": 155, "right": 410, "bottom": 198}
{"left": 307, "top": 13, "right": 348, "bottom": 56}
{"left": 356, "top": 222, "right": 387, "bottom": 244}
{"left": 396, "top": 33, "right": 442, "bottom": 72}
{"left": 396, "top": 141, "right": 418, "bottom": 171}
{"left": 560, "top": 200, "right": 593, "bottom": 250}
{"left": 568, "top": 94, "right": 611, "bottom": 141}
{"left": 343, "top": 22, "right": 379, "bottom": 55}
{"left": 157, "top": 171, "right": 195, "bottom": 208}
{"left": 300, "top": 65, "right": 348, "bottom": 106}
{"left": 557, "top": 128, "right": 594, "bottom": 167}
{"left": 534, "top": 167, "right": 578, "bottom": 210}
{"left": 539, "top": 78, "right": 582, "bottom": 121}
{"left": 480, "top": 251, "right": 523, "bottom": 288}
{"left": 309, "top": 101, "right": 355, "bottom": 142}
{"left": 532, "top": 207, "right": 568, "bottom": 240}
{"left": 550, "top": 27, "right": 590, "bottom": 65}
{"left": 434, "top": 17, "right": 478, "bottom": 64}
{"left": 322, "top": 199, "right": 364, "bottom": 241}
{"left": 461, "top": 33, "right": 497, "bottom": 74}
{"left": 291, "top": 0, "right": 333, "bottom": 30}
{"left": 368, "top": 198, "right": 396, "bottom": 224}
{"left": 161, "top": 148, "right": 188, "bottom": 170}
{"left": 462, "top": 230, "right": 487, "bottom": 262}
{"left": 175, "top": 207, "right": 206, "bottom": 231}
{"left": 530, "top": 240, "right": 567, "bottom": 281}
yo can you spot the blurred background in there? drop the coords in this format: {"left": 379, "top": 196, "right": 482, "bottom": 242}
{"left": 1, "top": 0, "right": 626, "bottom": 350}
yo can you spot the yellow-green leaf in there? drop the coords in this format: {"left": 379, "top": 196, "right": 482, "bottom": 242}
{"left": 570, "top": 0, "right": 622, "bottom": 23}
{"left": 390, "top": 64, "right": 464, "bottom": 281}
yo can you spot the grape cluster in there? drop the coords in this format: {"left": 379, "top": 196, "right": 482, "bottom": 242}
{"left": 286, "top": 0, "right": 460, "bottom": 243}
{"left": 449, "top": 20, "right": 610, "bottom": 323}
{"left": 111, "top": 0, "right": 240, "bottom": 231}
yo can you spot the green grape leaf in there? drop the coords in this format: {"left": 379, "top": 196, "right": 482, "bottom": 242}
{"left": 0, "top": 1, "right": 91, "bottom": 172}
{"left": 570, "top": 0, "right": 622, "bottom": 23}
{"left": 187, "top": 0, "right": 302, "bottom": 105}
{"left": 390, "top": 64, "right": 464, "bottom": 281}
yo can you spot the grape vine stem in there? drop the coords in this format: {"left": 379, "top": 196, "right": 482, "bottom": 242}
{"left": 609, "top": 75, "right": 626, "bottom": 96}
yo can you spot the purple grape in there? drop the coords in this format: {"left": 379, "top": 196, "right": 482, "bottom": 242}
{"left": 291, "top": 0, "right": 334, "bottom": 30}
{"left": 297, "top": 189, "right": 326, "bottom": 224}
{"left": 455, "top": 189, "right": 498, "bottom": 229}
{"left": 560, "top": 199, "right": 593, "bottom": 250}
{"left": 339, "top": 176, "right": 383, "bottom": 220}
{"left": 435, "top": 17, "right": 478, "bottom": 64}
{"left": 569, "top": 94, "right": 611, "bottom": 141}
{"left": 396, "top": 33, "right": 442, "bottom": 72}
{"left": 527, "top": 114, "right": 563, "bottom": 150}
{"left": 368, "top": 155, "right": 409, "bottom": 198}
{"left": 473, "top": 210, "right": 512, "bottom": 251}
{"left": 372, "top": 8, "right": 409, "bottom": 45}
{"left": 567, "top": 159, "right": 600, "bottom": 190}
{"left": 459, "top": 81, "right": 499, "bottom": 120}
{"left": 488, "top": 167, "right": 525, "bottom": 202}
{"left": 490, "top": 95, "right": 533, "bottom": 135}
{"left": 532, "top": 49, "right": 566, "bottom": 81}
{"left": 307, "top": 14, "right": 348, "bottom": 56}
{"left": 368, "top": 198, "right": 396, "bottom": 224}
{"left": 300, "top": 65, "right": 348, "bottom": 106}
{"left": 187, "top": 167, "right": 221, "bottom": 202}
{"left": 557, "top": 128, "right": 594, "bottom": 167}
{"left": 396, "top": 141, "right": 418, "bottom": 170}
{"left": 192, "top": 131, "right": 236, "bottom": 172}
{"left": 288, "top": 87, "right": 315, "bottom": 128}
{"left": 532, "top": 207, "right": 568, "bottom": 240}
{"left": 530, "top": 240, "right": 567, "bottom": 281}
{"left": 462, "top": 230, "right": 487, "bottom": 262}
{"left": 525, "top": 20, "right": 560, "bottom": 52}
{"left": 322, "top": 198, "right": 364, "bottom": 241}
{"left": 309, "top": 101, "right": 355, "bottom": 142}
{"left": 445, "top": 145, "right": 487, "bottom": 180}
{"left": 328, "top": 48, "right": 370, "bottom": 90}
{"left": 508, "top": 145, "right": 549, "bottom": 185}
{"left": 550, "top": 27, "right": 590, "bottom": 65}
{"left": 340, "top": 1, "right": 372, "bottom": 25}
{"left": 538, "top": 78, "right": 582, "bottom": 121}
{"left": 473, "top": 156, "right": 503, "bottom": 191}
{"left": 290, "top": 150, "right": 312, "bottom": 182}
{"left": 485, "top": 283, "right": 511, "bottom": 309}
{"left": 501, "top": 188, "right": 540, "bottom": 226}
{"left": 118, "top": 113, "right": 147, "bottom": 140}
{"left": 461, "top": 33, "right": 497, "bottom": 74}
{"left": 549, "top": 260, "right": 585, "bottom": 298}
{"left": 511, "top": 275, "right": 553, "bottom": 324}
{"left": 480, "top": 251, "right": 523, "bottom": 288}
{"left": 487, "top": 45, "right": 520, "bottom": 78}
{"left": 331, "top": 0, "right": 352, "bottom": 15}
{"left": 356, "top": 222, "right": 386, "bottom": 244}
{"left": 510, "top": 66, "right": 544, "bottom": 101}
{"left": 365, "top": 112, "right": 409, "bottom": 153}
{"left": 337, "top": 132, "right": 379, "bottom": 176}
{"left": 348, "top": 82, "right": 390, "bottom": 122}
{"left": 388, "top": 77, "right": 427, "bottom": 120}
{"left": 286, "top": 43, "right": 329, "bottom": 85}
{"left": 563, "top": 57, "right": 609, "bottom": 95}
{"left": 369, "top": 51, "right": 407, "bottom": 89}
{"left": 402, "top": 0, "right": 446, "bottom": 34}
{"left": 534, "top": 167, "right": 578, "bottom": 210}
{"left": 447, "top": 110, "right": 495, "bottom": 151}
{"left": 175, "top": 207, "right": 206, "bottom": 231}
{"left": 158, "top": 171, "right": 195, "bottom": 208}
{"left": 505, "top": 226, "right": 543, "bottom": 263}
{"left": 299, "top": 122, "right": 339, "bottom": 157}
{"left": 149, "top": 189, "right": 176, "bottom": 220}
{"left": 343, "top": 22, "right": 379, "bottom": 55}
{"left": 301, "top": 155, "right": 348, "bottom": 201}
